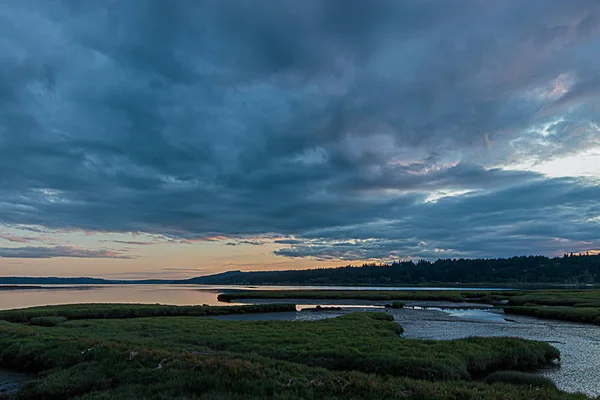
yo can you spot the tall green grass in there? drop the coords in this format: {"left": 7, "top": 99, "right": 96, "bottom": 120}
{"left": 507, "top": 290, "right": 600, "bottom": 307}
{"left": 0, "top": 305, "right": 580, "bottom": 400}
{"left": 504, "top": 306, "right": 600, "bottom": 325}
{"left": 0, "top": 311, "right": 558, "bottom": 381}
{"left": 217, "top": 290, "right": 515, "bottom": 303}
{"left": 0, "top": 303, "right": 296, "bottom": 323}
{"left": 503, "top": 290, "right": 600, "bottom": 325}
{"left": 485, "top": 371, "right": 557, "bottom": 388}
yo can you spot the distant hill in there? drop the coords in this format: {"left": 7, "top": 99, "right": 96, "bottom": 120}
{"left": 177, "top": 270, "right": 246, "bottom": 285}
{"left": 4, "top": 254, "right": 598, "bottom": 287}
{"left": 0, "top": 277, "right": 172, "bottom": 285}
{"left": 174, "top": 254, "right": 600, "bottom": 286}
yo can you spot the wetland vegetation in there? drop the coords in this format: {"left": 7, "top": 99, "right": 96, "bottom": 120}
{"left": 217, "top": 289, "right": 508, "bottom": 303}
{"left": 0, "top": 303, "right": 296, "bottom": 323}
{"left": 220, "top": 288, "right": 600, "bottom": 326}
{"left": 503, "top": 290, "right": 600, "bottom": 325}
{"left": 0, "top": 303, "right": 589, "bottom": 399}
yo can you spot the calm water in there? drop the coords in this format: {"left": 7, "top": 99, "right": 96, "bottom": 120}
{"left": 0, "top": 284, "right": 503, "bottom": 310}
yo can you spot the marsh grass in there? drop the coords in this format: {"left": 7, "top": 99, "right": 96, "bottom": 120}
{"left": 28, "top": 316, "right": 67, "bottom": 327}
{"left": 507, "top": 290, "right": 600, "bottom": 307}
{"left": 485, "top": 371, "right": 557, "bottom": 388}
{"left": 504, "top": 306, "right": 600, "bottom": 325}
{"left": 0, "top": 303, "right": 296, "bottom": 323}
{"left": 217, "top": 290, "right": 513, "bottom": 303}
{"left": 0, "top": 304, "right": 582, "bottom": 400}
{"left": 0, "top": 310, "right": 557, "bottom": 381}
{"left": 503, "top": 290, "right": 600, "bottom": 325}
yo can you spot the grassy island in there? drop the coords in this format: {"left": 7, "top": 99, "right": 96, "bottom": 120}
{"left": 502, "top": 290, "right": 600, "bottom": 325}
{"left": 0, "top": 303, "right": 296, "bottom": 323}
{"left": 217, "top": 289, "right": 512, "bottom": 303}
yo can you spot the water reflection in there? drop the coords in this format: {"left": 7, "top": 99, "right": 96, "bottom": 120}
{"left": 0, "top": 284, "right": 502, "bottom": 311}
{"left": 0, "top": 285, "right": 223, "bottom": 310}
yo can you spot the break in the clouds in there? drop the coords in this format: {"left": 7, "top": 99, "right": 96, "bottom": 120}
{"left": 1, "top": 0, "right": 600, "bottom": 265}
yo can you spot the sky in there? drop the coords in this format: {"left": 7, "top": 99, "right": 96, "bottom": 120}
{"left": 1, "top": 0, "right": 600, "bottom": 279}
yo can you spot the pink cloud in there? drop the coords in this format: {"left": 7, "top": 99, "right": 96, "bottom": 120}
{"left": 0, "top": 233, "right": 36, "bottom": 243}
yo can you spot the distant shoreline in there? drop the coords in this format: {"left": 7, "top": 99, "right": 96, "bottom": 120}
{"left": 1, "top": 280, "right": 599, "bottom": 290}
{"left": 0, "top": 285, "right": 43, "bottom": 290}
{"left": 0, "top": 285, "right": 97, "bottom": 291}
{"left": 1, "top": 254, "right": 599, "bottom": 288}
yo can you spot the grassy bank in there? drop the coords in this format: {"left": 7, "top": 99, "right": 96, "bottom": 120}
{"left": 506, "top": 290, "right": 600, "bottom": 307}
{"left": 502, "top": 290, "right": 600, "bottom": 325}
{"left": 0, "top": 304, "right": 582, "bottom": 399}
{"left": 504, "top": 306, "right": 600, "bottom": 325}
{"left": 217, "top": 289, "right": 514, "bottom": 303}
{"left": 0, "top": 303, "right": 296, "bottom": 323}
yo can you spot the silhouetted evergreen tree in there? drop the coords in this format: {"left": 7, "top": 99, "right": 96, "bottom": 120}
{"left": 181, "top": 254, "right": 600, "bottom": 286}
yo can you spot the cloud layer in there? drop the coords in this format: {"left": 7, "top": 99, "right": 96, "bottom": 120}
{"left": 1, "top": 1, "right": 600, "bottom": 261}
{"left": 0, "top": 246, "right": 129, "bottom": 259}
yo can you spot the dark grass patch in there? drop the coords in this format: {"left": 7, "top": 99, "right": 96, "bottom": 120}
{"left": 0, "top": 303, "right": 296, "bottom": 323}
{"left": 504, "top": 306, "right": 600, "bottom": 325}
{"left": 29, "top": 317, "right": 67, "bottom": 327}
{"left": 502, "top": 290, "right": 600, "bottom": 325}
{"left": 485, "top": 371, "right": 556, "bottom": 388}
{"left": 0, "top": 305, "right": 577, "bottom": 400}
{"left": 0, "top": 311, "right": 558, "bottom": 382}
{"left": 217, "top": 290, "right": 514, "bottom": 303}
{"left": 507, "top": 290, "right": 600, "bottom": 308}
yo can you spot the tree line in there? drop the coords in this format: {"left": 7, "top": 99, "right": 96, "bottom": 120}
{"left": 183, "top": 254, "right": 600, "bottom": 286}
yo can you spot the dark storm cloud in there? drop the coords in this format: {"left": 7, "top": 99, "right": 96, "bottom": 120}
{"left": 0, "top": 246, "right": 131, "bottom": 259}
{"left": 1, "top": 0, "right": 600, "bottom": 259}
{"left": 278, "top": 177, "right": 600, "bottom": 260}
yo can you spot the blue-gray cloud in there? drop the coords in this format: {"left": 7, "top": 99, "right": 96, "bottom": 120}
{"left": 0, "top": 246, "right": 131, "bottom": 259}
{"left": 0, "top": 1, "right": 600, "bottom": 260}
